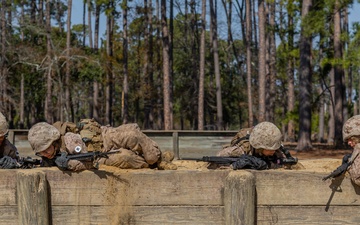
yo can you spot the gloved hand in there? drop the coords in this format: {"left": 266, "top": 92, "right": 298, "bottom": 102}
{"left": 231, "top": 154, "right": 268, "bottom": 170}
{"left": 55, "top": 152, "right": 69, "bottom": 170}
{"left": 0, "top": 156, "right": 17, "bottom": 169}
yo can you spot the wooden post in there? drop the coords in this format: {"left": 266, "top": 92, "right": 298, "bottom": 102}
{"left": 17, "top": 170, "right": 50, "bottom": 225}
{"left": 224, "top": 171, "right": 255, "bottom": 225}
{"left": 173, "top": 131, "right": 179, "bottom": 159}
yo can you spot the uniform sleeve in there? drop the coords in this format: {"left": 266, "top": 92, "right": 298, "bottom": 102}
{"left": 0, "top": 139, "right": 19, "bottom": 160}
{"left": 67, "top": 159, "right": 96, "bottom": 172}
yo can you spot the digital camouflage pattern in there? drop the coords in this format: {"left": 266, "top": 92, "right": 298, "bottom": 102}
{"left": 77, "top": 118, "right": 103, "bottom": 152}
{"left": 0, "top": 112, "right": 9, "bottom": 136}
{"left": 249, "top": 122, "right": 282, "bottom": 150}
{"left": 28, "top": 122, "right": 61, "bottom": 153}
{"left": 96, "top": 148, "right": 148, "bottom": 169}
{"left": 101, "top": 123, "right": 161, "bottom": 165}
{"left": 342, "top": 115, "right": 360, "bottom": 142}
{"left": 348, "top": 144, "right": 360, "bottom": 186}
{"left": 53, "top": 121, "right": 78, "bottom": 151}
{"left": 64, "top": 132, "right": 87, "bottom": 154}
{"left": 217, "top": 127, "right": 252, "bottom": 156}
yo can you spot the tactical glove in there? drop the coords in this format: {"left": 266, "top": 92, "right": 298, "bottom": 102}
{"left": 55, "top": 152, "right": 69, "bottom": 170}
{"left": 0, "top": 156, "right": 17, "bottom": 169}
{"left": 231, "top": 154, "right": 268, "bottom": 170}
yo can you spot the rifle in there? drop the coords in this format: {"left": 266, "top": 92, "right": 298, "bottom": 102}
{"left": 55, "top": 149, "right": 121, "bottom": 170}
{"left": 322, "top": 153, "right": 359, "bottom": 181}
{"left": 183, "top": 155, "right": 298, "bottom": 166}
{"left": 17, "top": 156, "right": 42, "bottom": 169}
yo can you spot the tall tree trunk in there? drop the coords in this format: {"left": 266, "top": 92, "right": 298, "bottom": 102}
{"left": 87, "top": 0, "right": 93, "bottom": 48}
{"left": 198, "top": 0, "right": 206, "bottom": 130}
{"left": 0, "top": 0, "right": 7, "bottom": 113}
{"left": 105, "top": 3, "right": 114, "bottom": 125}
{"left": 82, "top": 1, "right": 86, "bottom": 46}
{"left": 210, "top": 0, "right": 223, "bottom": 130}
{"left": 38, "top": 0, "right": 44, "bottom": 27}
{"left": 287, "top": 6, "right": 295, "bottom": 142}
{"left": 169, "top": 0, "right": 174, "bottom": 128}
{"left": 245, "top": 0, "right": 253, "bottom": 127}
{"left": 266, "top": 1, "right": 276, "bottom": 123}
{"left": 156, "top": 0, "right": 163, "bottom": 129}
{"left": 143, "top": 0, "right": 155, "bottom": 129}
{"left": 45, "top": 0, "right": 53, "bottom": 123}
{"left": 122, "top": 0, "right": 128, "bottom": 124}
{"left": 20, "top": 74, "right": 24, "bottom": 128}
{"left": 161, "top": 0, "right": 171, "bottom": 130}
{"left": 318, "top": 86, "right": 325, "bottom": 143}
{"left": 93, "top": 2, "right": 100, "bottom": 121}
{"left": 257, "top": 0, "right": 266, "bottom": 122}
{"left": 65, "top": 0, "right": 73, "bottom": 122}
{"left": 296, "top": 0, "right": 313, "bottom": 151}
{"left": 328, "top": 68, "right": 335, "bottom": 144}
{"left": 334, "top": 0, "right": 344, "bottom": 147}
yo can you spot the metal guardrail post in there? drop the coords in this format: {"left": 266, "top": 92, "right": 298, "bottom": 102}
{"left": 173, "top": 131, "right": 179, "bottom": 159}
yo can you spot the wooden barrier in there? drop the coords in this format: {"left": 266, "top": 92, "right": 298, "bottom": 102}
{"left": 0, "top": 166, "right": 359, "bottom": 224}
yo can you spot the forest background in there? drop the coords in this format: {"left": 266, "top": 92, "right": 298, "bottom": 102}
{"left": 0, "top": 0, "right": 360, "bottom": 150}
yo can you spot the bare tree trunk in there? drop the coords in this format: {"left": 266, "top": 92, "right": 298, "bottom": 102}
{"left": 38, "top": 0, "right": 44, "bottom": 27}
{"left": 20, "top": 74, "right": 24, "bottom": 128}
{"left": 210, "top": 0, "right": 223, "bottom": 130}
{"left": 161, "top": 0, "right": 171, "bottom": 130}
{"left": 45, "top": 0, "right": 53, "bottom": 123}
{"left": 245, "top": 0, "right": 253, "bottom": 127}
{"left": 87, "top": 0, "right": 93, "bottom": 48}
{"left": 198, "top": 0, "right": 206, "bottom": 130}
{"left": 93, "top": 2, "right": 100, "bottom": 121}
{"left": 318, "top": 86, "right": 325, "bottom": 143}
{"left": 105, "top": 3, "right": 114, "bottom": 125}
{"left": 0, "top": 0, "right": 7, "bottom": 113}
{"left": 156, "top": 0, "right": 163, "bottom": 129}
{"left": 334, "top": 0, "right": 344, "bottom": 147}
{"left": 257, "top": 0, "right": 266, "bottom": 122}
{"left": 296, "top": 0, "right": 313, "bottom": 151}
{"left": 65, "top": 0, "right": 72, "bottom": 122}
{"left": 287, "top": 4, "right": 295, "bottom": 142}
{"left": 328, "top": 68, "right": 335, "bottom": 144}
{"left": 266, "top": 1, "right": 276, "bottom": 123}
{"left": 82, "top": 1, "right": 86, "bottom": 46}
{"left": 169, "top": 0, "right": 174, "bottom": 128}
{"left": 122, "top": 0, "right": 128, "bottom": 124}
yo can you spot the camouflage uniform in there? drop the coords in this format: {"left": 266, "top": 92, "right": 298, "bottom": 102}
{"left": 0, "top": 113, "right": 19, "bottom": 166}
{"left": 28, "top": 122, "right": 95, "bottom": 171}
{"left": 217, "top": 122, "right": 290, "bottom": 169}
{"left": 342, "top": 115, "right": 360, "bottom": 186}
{"left": 99, "top": 123, "right": 161, "bottom": 168}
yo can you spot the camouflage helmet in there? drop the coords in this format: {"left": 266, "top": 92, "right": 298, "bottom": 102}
{"left": 249, "top": 121, "right": 282, "bottom": 150}
{"left": 0, "top": 112, "right": 9, "bottom": 137}
{"left": 343, "top": 115, "right": 360, "bottom": 142}
{"left": 28, "top": 122, "right": 60, "bottom": 153}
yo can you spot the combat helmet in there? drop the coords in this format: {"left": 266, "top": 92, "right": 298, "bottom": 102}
{"left": 249, "top": 121, "right": 282, "bottom": 150}
{"left": 28, "top": 122, "right": 60, "bottom": 153}
{"left": 343, "top": 115, "right": 360, "bottom": 142}
{"left": 0, "top": 112, "right": 9, "bottom": 137}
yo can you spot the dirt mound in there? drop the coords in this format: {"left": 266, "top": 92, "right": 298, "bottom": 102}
{"left": 172, "top": 158, "right": 342, "bottom": 173}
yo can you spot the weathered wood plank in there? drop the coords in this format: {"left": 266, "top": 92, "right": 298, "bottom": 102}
{"left": 17, "top": 171, "right": 50, "bottom": 225}
{"left": 43, "top": 169, "right": 229, "bottom": 206}
{"left": 0, "top": 170, "right": 18, "bottom": 205}
{"left": 0, "top": 206, "right": 17, "bottom": 225}
{"left": 257, "top": 206, "right": 360, "bottom": 225}
{"left": 225, "top": 171, "right": 255, "bottom": 225}
{"left": 50, "top": 206, "right": 224, "bottom": 225}
{"left": 253, "top": 170, "right": 360, "bottom": 205}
